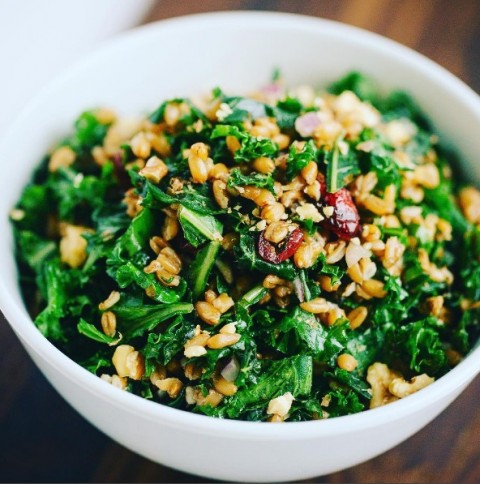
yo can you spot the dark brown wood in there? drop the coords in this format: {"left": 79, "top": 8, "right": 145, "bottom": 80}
{"left": 1, "top": 1, "right": 479, "bottom": 482}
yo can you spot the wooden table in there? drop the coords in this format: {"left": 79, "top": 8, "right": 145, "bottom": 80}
{"left": 2, "top": 1, "right": 479, "bottom": 482}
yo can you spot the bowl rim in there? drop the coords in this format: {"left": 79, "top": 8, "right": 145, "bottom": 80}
{"left": 1, "top": 10, "right": 480, "bottom": 441}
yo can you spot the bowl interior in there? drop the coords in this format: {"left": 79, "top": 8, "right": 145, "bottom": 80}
{"left": 1, "top": 11, "right": 480, "bottom": 437}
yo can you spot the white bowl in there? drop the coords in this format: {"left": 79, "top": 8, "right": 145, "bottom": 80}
{"left": 1, "top": 11, "right": 479, "bottom": 482}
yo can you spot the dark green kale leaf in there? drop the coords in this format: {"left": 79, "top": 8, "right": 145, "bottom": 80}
{"left": 16, "top": 231, "right": 57, "bottom": 273}
{"left": 113, "top": 297, "right": 194, "bottom": 339}
{"left": 68, "top": 111, "right": 110, "bottom": 154}
{"left": 328, "top": 71, "right": 378, "bottom": 104}
{"left": 379, "top": 91, "right": 430, "bottom": 128}
{"left": 275, "top": 307, "right": 348, "bottom": 363}
{"left": 325, "top": 139, "right": 360, "bottom": 192}
{"left": 177, "top": 206, "right": 223, "bottom": 247}
{"left": 203, "top": 355, "right": 312, "bottom": 419}
{"left": 227, "top": 168, "right": 275, "bottom": 192}
{"left": 34, "top": 259, "right": 90, "bottom": 342}
{"left": 237, "top": 285, "right": 269, "bottom": 309}
{"left": 346, "top": 326, "right": 386, "bottom": 374}
{"left": 267, "top": 97, "right": 304, "bottom": 130}
{"left": 79, "top": 351, "right": 113, "bottom": 374}
{"left": 48, "top": 163, "right": 118, "bottom": 222}
{"left": 115, "top": 262, "right": 187, "bottom": 304}
{"left": 371, "top": 273, "right": 412, "bottom": 326}
{"left": 327, "top": 368, "right": 372, "bottom": 400}
{"left": 142, "top": 182, "right": 221, "bottom": 215}
{"left": 115, "top": 207, "right": 156, "bottom": 257}
{"left": 402, "top": 251, "right": 447, "bottom": 296}
{"left": 211, "top": 125, "right": 278, "bottom": 163}
{"left": 143, "top": 316, "right": 196, "bottom": 369}
{"left": 13, "top": 184, "right": 51, "bottom": 233}
{"left": 148, "top": 98, "right": 209, "bottom": 125}
{"left": 423, "top": 174, "right": 469, "bottom": 234}
{"left": 393, "top": 317, "right": 449, "bottom": 375}
{"left": 322, "top": 388, "right": 365, "bottom": 417}
{"left": 314, "top": 253, "right": 345, "bottom": 285}
{"left": 77, "top": 319, "right": 119, "bottom": 344}
{"left": 286, "top": 139, "right": 317, "bottom": 180}
{"left": 453, "top": 310, "right": 480, "bottom": 354}
{"left": 365, "top": 151, "right": 400, "bottom": 190}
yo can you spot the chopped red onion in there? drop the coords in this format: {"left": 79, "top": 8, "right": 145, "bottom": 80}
{"left": 292, "top": 276, "right": 305, "bottom": 303}
{"left": 295, "top": 111, "right": 324, "bottom": 137}
{"left": 221, "top": 357, "right": 240, "bottom": 382}
{"left": 260, "top": 83, "right": 284, "bottom": 101}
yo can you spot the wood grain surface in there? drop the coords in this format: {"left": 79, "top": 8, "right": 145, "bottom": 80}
{"left": 1, "top": 1, "right": 479, "bottom": 483}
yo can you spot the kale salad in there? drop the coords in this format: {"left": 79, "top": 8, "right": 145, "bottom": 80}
{"left": 11, "top": 72, "right": 480, "bottom": 421}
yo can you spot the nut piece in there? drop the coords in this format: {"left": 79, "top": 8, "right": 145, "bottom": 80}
{"left": 358, "top": 279, "right": 387, "bottom": 299}
{"left": 49, "top": 146, "right": 76, "bottom": 172}
{"left": 213, "top": 179, "right": 229, "bottom": 208}
{"left": 389, "top": 374, "right": 434, "bottom": 398}
{"left": 139, "top": 156, "right": 168, "bottom": 183}
{"left": 112, "top": 345, "right": 144, "bottom": 380}
{"left": 130, "top": 132, "right": 152, "bottom": 159}
{"left": 162, "top": 213, "right": 179, "bottom": 241}
{"left": 301, "top": 161, "right": 318, "bottom": 185}
{"left": 155, "top": 378, "right": 183, "bottom": 398}
{"left": 100, "top": 374, "right": 127, "bottom": 390}
{"left": 267, "top": 392, "right": 294, "bottom": 418}
{"left": 366, "top": 362, "right": 401, "bottom": 409}
{"left": 59, "top": 224, "right": 92, "bottom": 269}
{"left": 418, "top": 248, "right": 453, "bottom": 284}
{"left": 125, "top": 350, "right": 145, "bottom": 380}
{"left": 459, "top": 187, "right": 480, "bottom": 223}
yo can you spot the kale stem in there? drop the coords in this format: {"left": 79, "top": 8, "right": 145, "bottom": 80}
{"left": 178, "top": 206, "right": 223, "bottom": 242}
{"left": 192, "top": 241, "right": 220, "bottom": 299}
{"left": 238, "top": 284, "right": 267, "bottom": 307}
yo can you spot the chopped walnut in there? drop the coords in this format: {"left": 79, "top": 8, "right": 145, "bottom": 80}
{"left": 366, "top": 362, "right": 401, "bottom": 409}
{"left": 389, "top": 374, "right": 434, "bottom": 398}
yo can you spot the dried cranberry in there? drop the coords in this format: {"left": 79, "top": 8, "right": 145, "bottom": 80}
{"left": 258, "top": 228, "right": 304, "bottom": 264}
{"left": 321, "top": 188, "right": 360, "bottom": 240}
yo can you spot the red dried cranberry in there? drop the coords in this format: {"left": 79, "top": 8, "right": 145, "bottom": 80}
{"left": 321, "top": 188, "right": 360, "bottom": 240}
{"left": 258, "top": 228, "right": 304, "bottom": 264}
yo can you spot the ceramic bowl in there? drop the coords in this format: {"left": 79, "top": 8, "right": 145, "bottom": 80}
{"left": 1, "top": 12, "right": 479, "bottom": 482}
